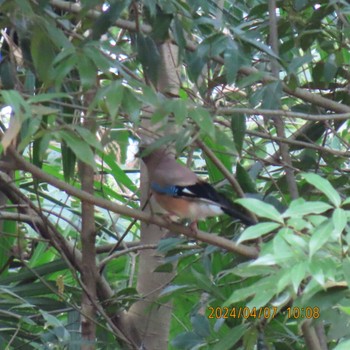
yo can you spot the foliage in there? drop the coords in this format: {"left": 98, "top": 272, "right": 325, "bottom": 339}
{"left": 1, "top": 0, "right": 350, "bottom": 349}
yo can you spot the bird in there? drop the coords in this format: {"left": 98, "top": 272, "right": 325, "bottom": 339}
{"left": 139, "top": 147, "right": 255, "bottom": 229}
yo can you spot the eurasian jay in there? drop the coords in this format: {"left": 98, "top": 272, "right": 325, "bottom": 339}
{"left": 140, "top": 148, "right": 255, "bottom": 227}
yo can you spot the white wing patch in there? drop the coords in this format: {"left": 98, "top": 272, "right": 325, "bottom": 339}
{"left": 181, "top": 188, "right": 194, "bottom": 195}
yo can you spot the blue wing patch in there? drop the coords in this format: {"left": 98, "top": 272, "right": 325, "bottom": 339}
{"left": 151, "top": 181, "right": 255, "bottom": 226}
{"left": 151, "top": 182, "right": 180, "bottom": 196}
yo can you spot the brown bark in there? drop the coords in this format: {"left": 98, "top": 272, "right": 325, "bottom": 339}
{"left": 79, "top": 159, "right": 98, "bottom": 349}
{"left": 121, "top": 41, "right": 181, "bottom": 349}
{"left": 79, "top": 90, "right": 98, "bottom": 349}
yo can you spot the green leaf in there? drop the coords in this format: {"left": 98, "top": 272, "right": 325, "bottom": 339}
{"left": 154, "top": 263, "right": 174, "bottom": 272}
{"left": 282, "top": 228, "right": 308, "bottom": 250}
{"left": 159, "top": 284, "right": 189, "bottom": 297}
{"left": 247, "top": 287, "right": 274, "bottom": 309}
{"left": 67, "top": 310, "right": 81, "bottom": 349}
{"left": 224, "top": 40, "right": 243, "bottom": 84}
{"left": 173, "top": 16, "right": 187, "bottom": 56}
{"left": 140, "top": 85, "right": 160, "bottom": 106}
{"left": 57, "top": 130, "right": 96, "bottom": 170}
{"left": 1, "top": 90, "right": 31, "bottom": 118}
{"left": 287, "top": 53, "right": 313, "bottom": 73}
{"left": 291, "top": 262, "right": 307, "bottom": 293}
{"left": 148, "top": 8, "right": 173, "bottom": 42}
{"left": 42, "top": 19, "right": 73, "bottom": 50}
{"left": 342, "top": 258, "right": 350, "bottom": 289}
{"left": 0, "top": 260, "right": 69, "bottom": 285}
{"left": 61, "top": 141, "right": 76, "bottom": 182}
{"left": 230, "top": 27, "right": 281, "bottom": 61}
{"left": 203, "top": 137, "right": 232, "bottom": 183}
{"left": 91, "top": 0, "right": 129, "bottom": 40}
{"left": 293, "top": 122, "right": 326, "bottom": 149}
{"left": 99, "top": 151, "right": 137, "bottom": 193}
{"left": 236, "top": 198, "right": 284, "bottom": 223}
{"left": 122, "top": 88, "right": 142, "bottom": 123}
{"left": 237, "top": 222, "right": 280, "bottom": 244}
{"left": 226, "top": 275, "right": 274, "bottom": 304}
{"left": 198, "top": 33, "right": 228, "bottom": 58}
{"left": 85, "top": 42, "right": 112, "bottom": 73}
{"left": 40, "top": 310, "right": 62, "bottom": 328}
{"left": 309, "top": 219, "right": 334, "bottom": 257}
{"left": 286, "top": 217, "right": 308, "bottom": 231}
{"left": 251, "top": 254, "right": 276, "bottom": 266}
{"left": 261, "top": 81, "right": 283, "bottom": 110}
{"left": 236, "top": 162, "right": 257, "bottom": 193}
{"left": 332, "top": 208, "right": 347, "bottom": 240}
{"left": 27, "top": 92, "right": 71, "bottom": 104}
{"left": 212, "top": 324, "right": 248, "bottom": 350}
{"left": 338, "top": 305, "right": 350, "bottom": 316}
{"left": 157, "top": 237, "right": 187, "bottom": 253}
{"left": 18, "top": 117, "right": 42, "bottom": 152}
{"left": 276, "top": 269, "right": 292, "bottom": 293}
{"left": 0, "top": 219, "right": 16, "bottom": 277}
{"left": 242, "top": 328, "right": 259, "bottom": 350}
{"left": 172, "top": 332, "right": 204, "bottom": 349}
{"left": 52, "top": 53, "right": 77, "bottom": 89}
{"left": 168, "top": 99, "right": 188, "bottom": 125}
{"left": 273, "top": 230, "right": 295, "bottom": 263}
{"left": 31, "top": 27, "right": 56, "bottom": 83}
{"left": 333, "top": 339, "right": 350, "bottom": 350}
{"left": 0, "top": 59, "right": 16, "bottom": 89}
{"left": 74, "top": 126, "right": 104, "bottom": 152}
{"left": 77, "top": 53, "right": 96, "bottom": 89}
{"left": 283, "top": 199, "right": 333, "bottom": 217}
{"left": 324, "top": 55, "right": 338, "bottom": 83}
{"left": 237, "top": 71, "right": 265, "bottom": 88}
{"left": 191, "top": 314, "right": 210, "bottom": 338}
{"left": 136, "top": 34, "right": 161, "bottom": 86}
{"left": 30, "top": 105, "right": 59, "bottom": 116}
{"left": 189, "top": 107, "right": 215, "bottom": 138}
{"left": 309, "top": 258, "right": 326, "bottom": 286}
{"left": 302, "top": 173, "right": 341, "bottom": 207}
{"left": 191, "top": 268, "right": 225, "bottom": 300}
{"left": 231, "top": 113, "right": 246, "bottom": 155}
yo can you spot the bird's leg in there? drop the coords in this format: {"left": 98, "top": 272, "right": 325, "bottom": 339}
{"left": 162, "top": 212, "right": 179, "bottom": 224}
{"left": 189, "top": 220, "right": 199, "bottom": 237}
{"left": 162, "top": 213, "right": 174, "bottom": 224}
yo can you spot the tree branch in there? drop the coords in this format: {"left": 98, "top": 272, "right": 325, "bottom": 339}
{"left": 268, "top": 0, "right": 299, "bottom": 200}
{"left": 247, "top": 130, "right": 350, "bottom": 157}
{"left": 301, "top": 320, "right": 323, "bottom": 350}
{"left": 7, "top": 148, "right": 259, "bottom": 259}
{"left": 79, "top": 115, "right": 98, "bottom": 347}
{"left": 216, "top": 107, "right": 350, "bottom": 121}
{"left": 0, "top": 170, "right": 138, "bottom": 346}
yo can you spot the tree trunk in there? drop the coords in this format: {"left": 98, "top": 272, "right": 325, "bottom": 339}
{"left": 121, "top": 41, "right": 180, "bottom": 349}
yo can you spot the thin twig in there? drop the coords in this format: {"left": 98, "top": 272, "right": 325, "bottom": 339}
{"left": 99, "top": 244, "right": 157, "bottom": 268}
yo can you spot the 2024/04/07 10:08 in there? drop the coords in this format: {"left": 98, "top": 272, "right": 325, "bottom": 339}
{"left": 207, "top": 306, "right": 320, "bottom": 319}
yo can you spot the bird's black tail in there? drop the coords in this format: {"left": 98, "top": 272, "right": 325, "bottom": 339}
{"left": 221, "top": 206, "right": 255, "bottom": 226}
{"left": 183, "top": 182, "right": 255, "bottom": 226}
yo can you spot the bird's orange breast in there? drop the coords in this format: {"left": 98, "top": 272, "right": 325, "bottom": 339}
{"left": 153, "top": 193, "right": 191, "bottom": 218}
{"left": 153, "top": 193, "right": 223, "bottom": 220}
